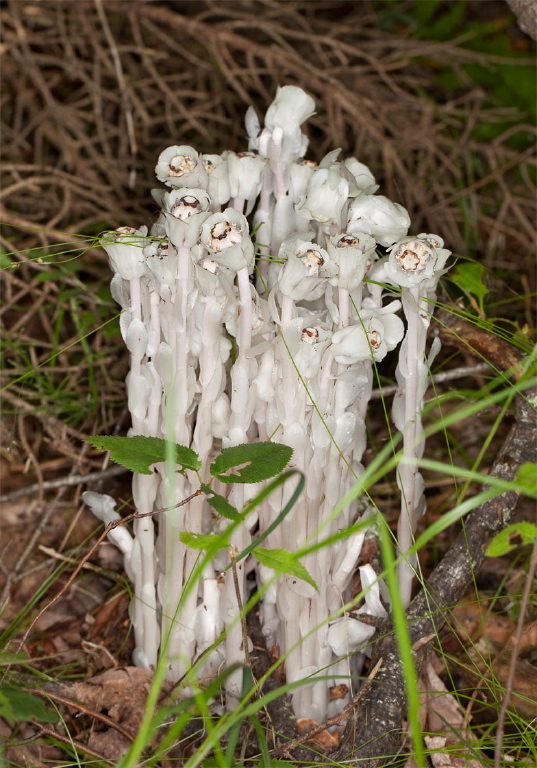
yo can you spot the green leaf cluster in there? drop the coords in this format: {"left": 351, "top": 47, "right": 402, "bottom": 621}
{"left": 86, "top": 435, "right": 316, "bottom": 589}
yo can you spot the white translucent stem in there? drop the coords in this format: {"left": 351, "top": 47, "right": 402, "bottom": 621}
{"left": 396, "top": 285, "right": 425, "bottom": 607}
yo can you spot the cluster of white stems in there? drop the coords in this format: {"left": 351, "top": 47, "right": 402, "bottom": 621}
{"left": 85, "top": 86, "right": 451, "bottom": 723}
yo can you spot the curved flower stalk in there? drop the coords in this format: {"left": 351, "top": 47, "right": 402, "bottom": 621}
{"left": 200, "top": 208, "right": 259, "bottom": 704}
{"left": 386, "top": 234, "right": 452, "bottom": 606}
{"left": 100, "top": 225, "right": 160, "bottom": 669}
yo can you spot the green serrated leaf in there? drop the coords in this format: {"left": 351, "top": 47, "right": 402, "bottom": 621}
{"left": 210, "top": 442, "right": 293, "bottom": 484}
{"left": 86, "top": 435, "right": 201, "bottom": 475}
{"left": 180, "top": 532, "right": 229, "bottom": 551}
{"left": 205, "top": 493, "right": 240, "bottom": 520}
{"left": 517, "top": 463, "right": 537, "bottom": 498}
{"left": 485, "top": 522, "right": 537, "bottom": 557}
{"left": 0, "top": 682, "right": 59, "bottom": 724}
{"left": 252, "top": 547, "right": 318, "bottom": 592}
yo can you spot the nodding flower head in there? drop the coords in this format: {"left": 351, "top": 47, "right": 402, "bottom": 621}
{"left": 385, "top": 233, "right": 451, "bottom": 289}
{"left": 295, "top": 164, "right": 349, "bottom": 226}
{"left": 155, "top": 145, "right": 208, "bottom": 189}
{"left": 101, "top": 226, "right": 149, "bottom": 281}
{"left": 225, "top": 151, "right": 266, "bottom": 213}
{"left": 347, "top": 194, "right": 410, "bottom": 248}
{"left": 327, "top": 231, "right": 377, "bottom": 290}
{"left": 277, "top": 235, "right": 335, "bottom": 301}
{"left": 331, "top": 302, "right": 404, "bottom": 364}
{"left": 164, "top": 188, "right": 211, "bottom": 221}
{"left": 200, "top": 209, "right": 254, "bottom": 272}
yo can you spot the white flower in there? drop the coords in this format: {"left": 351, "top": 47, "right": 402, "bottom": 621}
{"left": 326, "top": 232, "right": 377, "bottom": 290}
{"left": 162, "top": 188, "right": 211, "bottom": 220}
{"left": 245, "top": 105, "right": 261, "bottom": 146}
{"left": 347, "top": 195, "right": 410, "bottom": 247}
{"left": 331, "top": 302, "right": 404, "bottom": 364}
{"left": 277, "top": 234, "right": 336, "bottom": 302}
{"left": 384, "top": 233, "right": 451, "bottom": 289}
{"left": 155, "top": 145, "right": 208, "bottom": 189}
{"left": 327, "top": 617, "right": 375, "bottom": 656}
{"left": 199, "top": 209, "right": 255, "bottom": 272}
{"left": 144, "top": 239, "right": 177, "bottom": 297}
{"left": 101, "top": 226, "right": 149, "bottom": 281}
{"left": 288, "top": 160, "right": 316, "bottom": 202}
{"left": 258, "top": 85, "right": 315, "bottom": 165}
{"left": 200, "top": 153, "right": 231, "bottom": 207}
{"left": 225, "top": 151, "right": 267, "bottom": 213}
{"left": 161, "top": 190, "right": 211, "bottom": 248}
{"left": 265, "top": 85, "right": 316, "bottom": 132}
{"left": 343, "top": 157, "right": 378, "bottom": 194}
{"left": 295, "top": 165, "right": 350, "bottom": 226}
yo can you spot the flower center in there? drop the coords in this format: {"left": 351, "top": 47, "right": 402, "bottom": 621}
{"left": 301, "top": 327, "right": 319, "bottom": 343}
{"left": 393, "top": 240, "right": 433, "bottom": 273}
{"left": 336, "top": 235, "right": 359, "bottom": 248}
{"left": 368, "top": 328, "right": 381, "bottom": 350}
{"left": 170, "top": 195, "right": 202, "bottom": 220}
{"left": 298, "top": 248, "right": 324, "bottom": 276}
{"left": 168, "top": 154, "right": 196, "bottom": 176}
{"left": 209, "top": 220, "right": 242, "bottom": 251}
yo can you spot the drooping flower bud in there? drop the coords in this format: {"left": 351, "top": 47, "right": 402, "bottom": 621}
{"left": 200, "top": 209, "right": 255, "bottom": 272}
{"left": 384, "top": 233, "right": 451, "bottom": 289}
{"left": 347, "top": 195, "right": 410, "bottom": 247}
{"left": 326, "top": 232, "right": 377, "bottom": 291}
{"left": 331, "top": 302, "right": 404, "bottom": 364}
{"left": 295, "top": 164, "right": 350, "bottom": 226}
{"left": 155, "top": 145, "right": 208, "bottom": 189}
{"left": 224, "top": 151, "right": 267, "bottom": 214}
{"left": 101, "top": 226, "right": 149, "bottom": 281}
{"left": 277, "top": 234, "right": 336, "bottom": 302}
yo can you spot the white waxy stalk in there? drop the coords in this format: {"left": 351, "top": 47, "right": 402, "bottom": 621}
{"left": 200, "top": 208, "right": 257, "bottom": 707}
{"left": 100, "top": 226, "right": 161, "bottom": 670}
{"left": 386, "top": 234, "right": 451, "bottom": 606}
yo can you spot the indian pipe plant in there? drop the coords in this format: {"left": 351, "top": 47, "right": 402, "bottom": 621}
{"left": 84, "top": 85, "right": 452, "bottom": 723}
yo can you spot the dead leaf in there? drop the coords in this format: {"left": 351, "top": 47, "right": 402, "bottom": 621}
{"left": 425, "top": 735, "right": 483, "bottom": 768}
{"left": 329, "top": 684, "right": 349, "bottom": 701}
{"left": 296, "top": 718, "right": 339, "bottom": 751}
